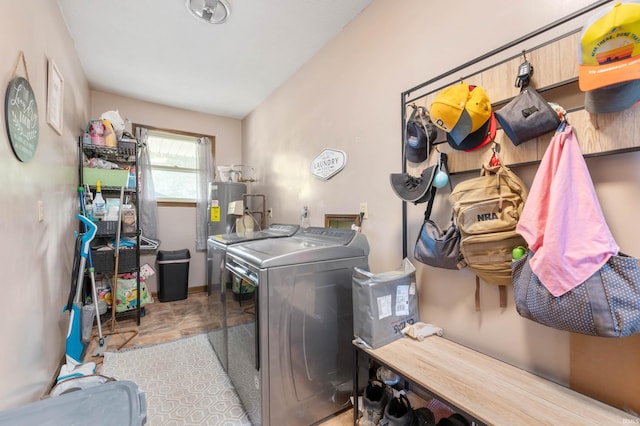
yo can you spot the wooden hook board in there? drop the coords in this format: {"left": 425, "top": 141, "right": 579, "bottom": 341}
{"left": 404, "top": 26, "right": 640, "bottom": 176}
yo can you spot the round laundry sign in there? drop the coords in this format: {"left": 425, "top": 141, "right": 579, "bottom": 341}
{"left": 5, "top": 76, "right": 39, "bottom": 162}
{"left": 310, "top": 149, "right": 346, "bottom": 180}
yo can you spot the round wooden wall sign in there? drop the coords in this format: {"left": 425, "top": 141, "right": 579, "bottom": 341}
{"left": 4, "top": 76, "right": 39, "bottom": 162}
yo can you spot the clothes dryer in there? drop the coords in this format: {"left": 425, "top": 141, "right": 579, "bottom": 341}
{"left": 225, "top": 227, "right": 369, "bottom": 426}
{"left": 206, "top": 224, "right": 299, "bottom": 372}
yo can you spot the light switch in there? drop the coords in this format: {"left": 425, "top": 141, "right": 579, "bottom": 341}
{"left": 37, "top": 200, "right": 44, "bottom": 222}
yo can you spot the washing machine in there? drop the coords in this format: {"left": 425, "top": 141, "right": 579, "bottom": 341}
{"left": 225, "top": 227, "right": 370, "bottom": 426}
{"left": 207, "top": 223, "right": 299, "bottom": 372}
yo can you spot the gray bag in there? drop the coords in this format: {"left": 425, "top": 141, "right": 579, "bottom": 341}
{"left": 495, "top": 88, "right": 560, "bottom": 146}
{"left": 352, "top": 259, "right": 420, "bottom": 349}
{"left": 512, "top": 250, "right": 640, "bottom": 337}
{"left": 413, "top": 152, "right": 460, "bottom": 269}
{"left": 414, "top": 216, "right": 460, "bottom": 270}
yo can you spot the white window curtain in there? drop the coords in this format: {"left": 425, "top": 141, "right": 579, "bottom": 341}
{"left": 196, "top": 137, "right": 214, "bottom": 250}
{"left": 135, "top": 127, "right": 159, "bottom": 241}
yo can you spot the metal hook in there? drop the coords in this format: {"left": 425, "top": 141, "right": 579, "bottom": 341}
{"left": 490, "top": 141, "right": 502, "bottom": 167}
{"left": 406, "top": 103, "right": 418, "bottom": 123}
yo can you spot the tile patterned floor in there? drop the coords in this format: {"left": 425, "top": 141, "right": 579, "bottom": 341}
{"left": 84, "top": 290, "right": 352, "bottom": 425}
{"left": 102, "top": 333, "right": 252, "bottom": 425}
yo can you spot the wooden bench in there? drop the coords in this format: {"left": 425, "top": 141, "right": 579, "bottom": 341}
{"left": 353, "top": 336, "right": 638, "bottom": 425}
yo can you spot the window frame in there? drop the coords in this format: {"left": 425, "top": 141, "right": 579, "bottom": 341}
{"left": 133, "top": 123, "right": 215, "bottom": 207}
{"left": 324, "top": 214, "right": 361, "bottom": 229}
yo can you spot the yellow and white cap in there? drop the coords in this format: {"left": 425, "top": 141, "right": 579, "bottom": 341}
{"left": 579, "top": 1, "right": 640, "bottom": 92}
{"left": 429, "top": 82, "right": 492, "bottom": 148}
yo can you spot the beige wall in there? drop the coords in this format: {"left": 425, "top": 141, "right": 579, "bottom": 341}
{"left": 243, "top": 0, "right": 640, "bottom": 410}
{"left": 0, "top": 0, "right": 91, "bottom": 409}
{"left": 2, "top": 0, "right": 639, "bottom": 415}
{"left": 0, "top": 14, "right": 242, "bottom": 407}
{"left": 90, "top": 91, "right": 243, "bottom": 293}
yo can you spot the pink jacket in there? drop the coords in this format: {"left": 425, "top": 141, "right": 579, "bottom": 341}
{"left": 515, "top": 125, "right": 619, "bottom": 297}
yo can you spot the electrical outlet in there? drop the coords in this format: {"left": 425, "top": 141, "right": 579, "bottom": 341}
{"left": 267, "top": 208, "right": 273, "bottom": 218}
{"left": 359, "top": 202, "right": 368, "bottom": 220}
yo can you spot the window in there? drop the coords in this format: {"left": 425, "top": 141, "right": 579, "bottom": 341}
{"left": 134, "top": 126, "right": 214, "bottom": 203}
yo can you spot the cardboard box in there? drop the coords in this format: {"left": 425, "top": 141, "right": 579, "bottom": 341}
{"left": 122, "top": 205, "right": 136, "bottom": 233}
{"left": 83, "top": 167, "right": 129, "bottom": 188}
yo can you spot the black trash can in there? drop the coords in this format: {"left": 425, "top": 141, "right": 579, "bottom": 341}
{"left": 157, "top": 249, "right": 191, "bottom": 302}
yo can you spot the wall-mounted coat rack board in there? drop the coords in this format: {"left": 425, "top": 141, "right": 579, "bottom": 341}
{"left": 399, "top": 0, "right": 640, "bottom": 257}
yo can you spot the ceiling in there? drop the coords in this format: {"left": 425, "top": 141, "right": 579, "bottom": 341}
{"left": 56, "top": 0, "right": 372, "bottom": 119}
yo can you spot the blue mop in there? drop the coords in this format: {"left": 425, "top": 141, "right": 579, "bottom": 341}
{"left": 64, "top": 214, "right": 97, "bottom": 365}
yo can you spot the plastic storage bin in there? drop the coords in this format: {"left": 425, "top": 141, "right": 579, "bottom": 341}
{"left": 157, "top": 249, "right": 190, "bottom": 302}
{"left": 0, "top": 380, "right": 147, "bottom": 426}
{"left": 83, "top": 167, "right": 129, "bottom": 188}
{"left": 92, "top": 247, "right": 137, "bottom": 274}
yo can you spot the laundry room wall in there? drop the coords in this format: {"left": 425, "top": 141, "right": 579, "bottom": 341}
{"left": 243, "top": 0, "right": 640, "bottom": 413}
{"left": 0, "top": 0, "right": 91, "bottom": 410}
{"left": 90, "top": 91, "right": 244, "bottom": 293}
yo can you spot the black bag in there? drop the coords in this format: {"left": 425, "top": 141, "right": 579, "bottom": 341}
{"left": 413, "top": 152, "right": 461, "bottom": 270}
{"left": 495, "top": 87, "right": 560, "bottom": 146}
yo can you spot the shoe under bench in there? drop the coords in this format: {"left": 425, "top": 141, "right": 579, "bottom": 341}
{"left": 352, "top": 336, "right": 637, "bottom": 425}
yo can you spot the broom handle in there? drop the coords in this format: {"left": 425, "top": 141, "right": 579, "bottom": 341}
{"left": 111, "top": 186, "right": 125, "bottom": 332}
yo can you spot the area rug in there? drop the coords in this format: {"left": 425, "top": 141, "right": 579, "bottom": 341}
{"left": 102, "top": 333, "right": 252, "bottom": 425}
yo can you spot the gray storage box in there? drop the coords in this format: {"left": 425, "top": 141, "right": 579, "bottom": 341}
{"left": 0, "top": 380, "right": 146, "bottom": 426}
{"left": 352, "top": 258, "right": 419, "bottom": 349}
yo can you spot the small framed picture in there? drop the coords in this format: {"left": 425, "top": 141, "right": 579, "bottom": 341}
{"left": 46, "top": 59, "right": 64, "bottom": 135}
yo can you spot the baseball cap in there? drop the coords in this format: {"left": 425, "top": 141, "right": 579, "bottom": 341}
{"left": 430, "top": 83, "right": 492, "bottom": 148}
{"left": 447, "top": 112, "right": 497, "bottom": 152}
{"left": 584, "top": 79, "right": 640, "bottom": 113}
{"left": 405, "top": 109, "right": 438, "bottom": 163}
{"left": 579, "top": 1, "right": 640, "bottom": 112}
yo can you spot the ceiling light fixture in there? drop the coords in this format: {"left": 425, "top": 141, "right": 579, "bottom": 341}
{"left": 185, "top": 0, "right": 230, "bottom": 24}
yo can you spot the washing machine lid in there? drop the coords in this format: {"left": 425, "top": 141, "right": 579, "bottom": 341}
{"left": 264, "top": 223, "right": 300, "bottom": 236}
{"left": 226, "top": 227, "right": 369, "bottom": 268}
{"left": 208, "top": 223, "right": 299, "bottom": 245}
